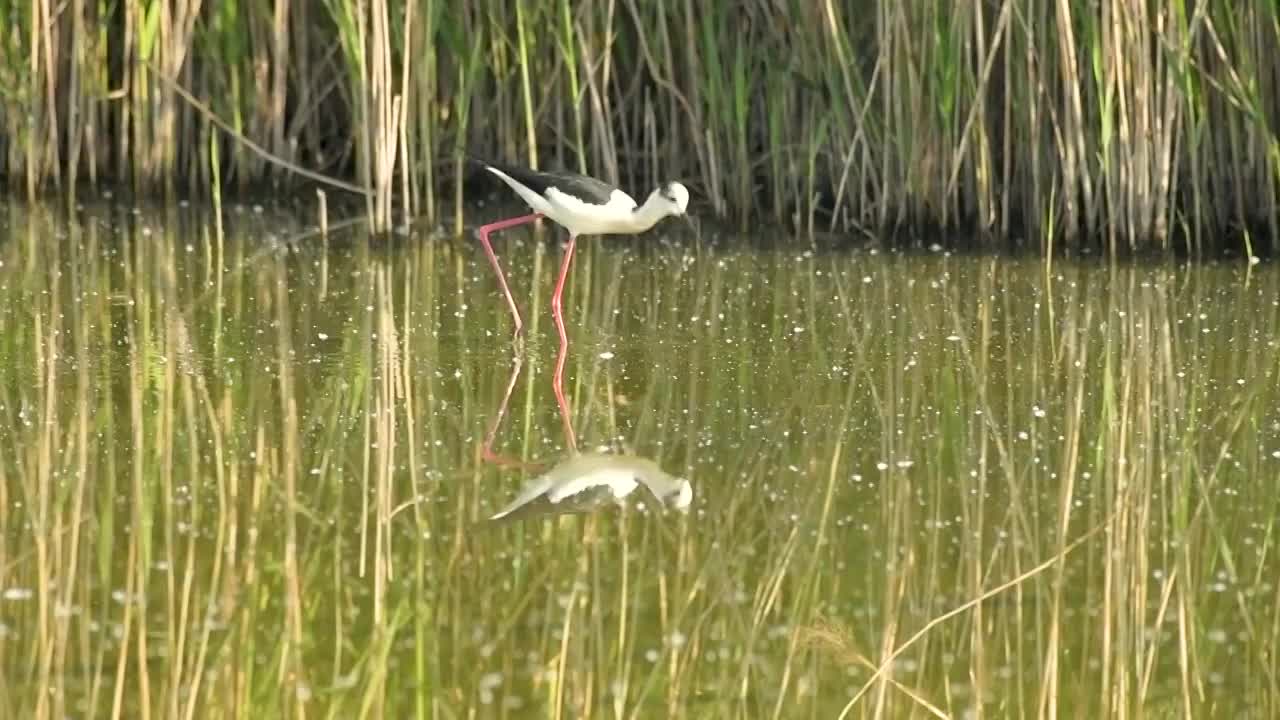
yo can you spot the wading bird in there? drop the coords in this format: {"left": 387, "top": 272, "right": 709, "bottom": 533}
{"left": 471, "top": 158, "right": 690, "bottom": 340}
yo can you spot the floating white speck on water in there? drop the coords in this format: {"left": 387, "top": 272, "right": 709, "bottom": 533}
{"left": 599, "top": 351, "right": 615, "bottom": 360}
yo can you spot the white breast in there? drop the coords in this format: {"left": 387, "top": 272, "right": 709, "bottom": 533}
{"left": 544, "top": 188, "right": 640, "bottom": 235}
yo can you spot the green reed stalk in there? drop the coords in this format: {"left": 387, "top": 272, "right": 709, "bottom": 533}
{"left": 557, "top": 0, "right": 586, "bottom": 165}
{"left": 514, "top": 0, "right": 538, "bottom": 168}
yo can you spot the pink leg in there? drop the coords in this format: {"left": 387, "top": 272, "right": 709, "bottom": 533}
{"left": 551, "top": 234, "right": 578, "bottom": 452}
{"left": 476, "top": 213, "right": 542, "bottom": 333}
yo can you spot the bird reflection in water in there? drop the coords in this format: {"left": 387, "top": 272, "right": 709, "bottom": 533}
{"left": 485, "top": 452, "right": 692, "bottom": 525}
{"left": 476, "top": 341, "right": 692, "bottom": 526}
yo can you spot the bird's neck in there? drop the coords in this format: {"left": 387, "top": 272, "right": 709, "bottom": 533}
{"left": 628, "top": 195, "right": 670, "bottom": 232}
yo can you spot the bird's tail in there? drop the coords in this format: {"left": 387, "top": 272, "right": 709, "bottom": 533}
{"left": 461, "top": 153, "right": 489, "bottom": 169}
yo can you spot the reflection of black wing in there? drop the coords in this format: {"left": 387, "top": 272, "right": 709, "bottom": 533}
{"left": 474, "top": 157, "right": 620, "bottom": 206}
{"left": 634, "top": 475, "right": 667, "bottom": 505}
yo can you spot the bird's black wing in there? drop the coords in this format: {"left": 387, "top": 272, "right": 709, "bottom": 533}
{"left": 474, "top": 157, "right": 620, "bottom": 206}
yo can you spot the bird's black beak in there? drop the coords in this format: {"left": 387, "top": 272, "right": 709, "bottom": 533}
{"left": 685, "top": 214, "right": 703, "bottom": 241}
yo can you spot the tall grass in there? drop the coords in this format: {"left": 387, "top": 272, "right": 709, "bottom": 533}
{"left": 2, "top": 201, "right": 1278, "bottom": 716}
{"left": 1, "top": 1, "right": 1279, "bottom": 250}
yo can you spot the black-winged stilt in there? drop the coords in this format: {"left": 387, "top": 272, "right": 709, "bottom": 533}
{"left": 485, "top": 452, "right": 693, "bottom": 524}
{"left": 471, "top": 159, "right": 691, "bottom": 340}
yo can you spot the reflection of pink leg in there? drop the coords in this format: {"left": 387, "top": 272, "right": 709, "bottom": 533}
{"left": 551, "top": 234, "right": 578, "bottom": 452}
{"left": 476, "top": 213, "right": 541, "bottom": 333}
{"left": 550, "top": 233, "right": 577, "bottom": 346}
{"left": 478, "top": 355, "right": 540, "bottom": 470}
{"left": 553, "top": 336, "right": 577, "bottom": 453}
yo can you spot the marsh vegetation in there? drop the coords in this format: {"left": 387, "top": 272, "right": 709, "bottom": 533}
{"left": 3, "top": 1, "right": 1280, "bottom": 251}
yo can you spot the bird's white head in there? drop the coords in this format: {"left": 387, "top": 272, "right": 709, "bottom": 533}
{"left": 666, "top": 478, "right": 694, "bottom": 512}
{"left": 651, "top": 182, "right": 690, "bottom": 217}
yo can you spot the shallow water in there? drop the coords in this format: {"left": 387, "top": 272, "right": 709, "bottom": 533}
{"left": 1, "top": 199, "right": 1278, "bottom": 719}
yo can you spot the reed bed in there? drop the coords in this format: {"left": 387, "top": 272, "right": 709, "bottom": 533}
{"left": 1, "top": 201, "right": 1278, "bottom": 717}
{"left": 2, "top": 1, "right": 1279, "bottom": 250}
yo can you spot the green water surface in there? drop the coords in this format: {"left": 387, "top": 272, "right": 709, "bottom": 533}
{"left": 1, "top": 201, "right": 1278, "bottom": 719}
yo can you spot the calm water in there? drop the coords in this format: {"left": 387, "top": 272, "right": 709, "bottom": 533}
{"left": 2, "top": 200, "right": 1279, "bottom": 719}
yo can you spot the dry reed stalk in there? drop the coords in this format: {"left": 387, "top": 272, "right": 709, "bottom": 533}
{"left": 272, "top": 256, "right": 308, "bottom": 720}
{"left": 1038, "top": 295, "right": 1092, "bottom": 717}
{"left": 30, "top": 247, "right": 59, "bottom": 720}
{"left": 370, "top": 0, "right": 399, "bottom": 232}
{"left": 839, "top": 516, "right": 1111, "bottom": 718}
